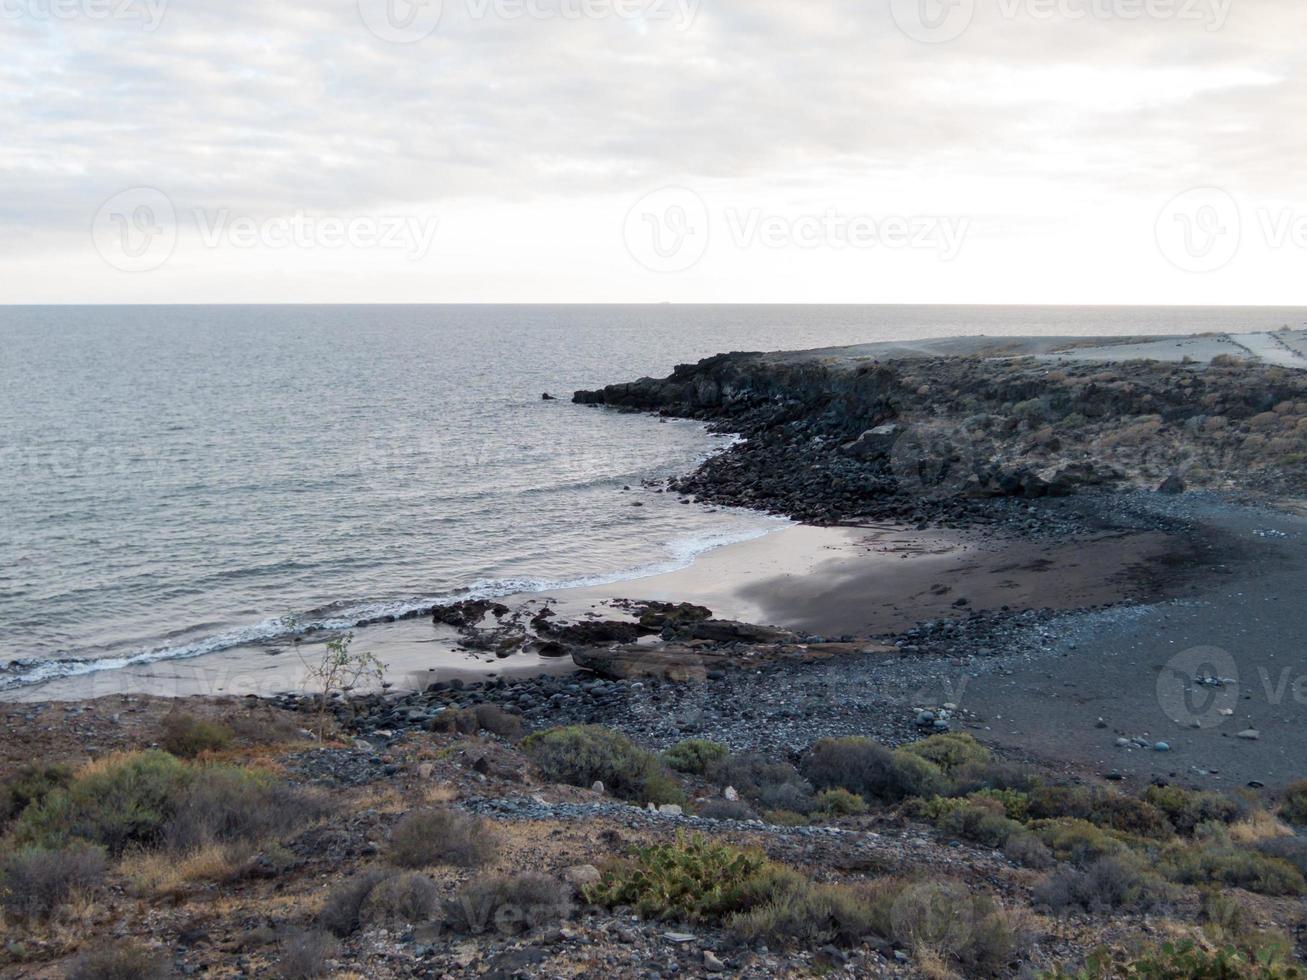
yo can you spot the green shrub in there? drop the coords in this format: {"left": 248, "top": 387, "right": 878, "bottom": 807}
{"left": 802, "top": 737, "right": 947, "bottom": 802}
{"left": 584, "top": 834, "right": 773, "bottom": 924}
{"left": 1279, "top": 780, "right": 1307, "bottom": 826}
{"left": 1028, "top": 784, "right": 1173, "bottom": 839}
{"left": 936, "top": 800, "right": 1025, "bottom": 848}
{"left": 443, "top": 873, "right": 572, "bottom": 934}
{"left": 663, "top": 739, "right": 729, "bottom": 775}
{"left": 388, "top": 808, "right": 499, "bottom": 869}
{"left": 902, "top": 733, "right": 991, "bottom": 774}
{"left": 0, "top": 763, "right": 72, "bottom": 826}
{"left": 14, "top": 751, "right": 190, "bottom": 855}
{"left": 1144, "top": 785, "right": 1241, "bottom": 836}
{"left": 67, "top": 942, "right": 171, "bottom": 980}
{"left": 695, "top": 798, "right": 756, "bottom": 821}
{"left": 1033, "top": 856, "right": 1166, "bottom": 913}
{"left": 158, "top": 712, "right": 234, "bottom": 758}
{"left": 811, "top": 788, "right": 868, "bottom": 817}
{"left": 523, "top": 726, "right": 684, "bottom": 805}
{"left": 887, "top": 881, "right": 1029, "bottom": 974}
{"left": 1031, "top": 818, "right": 1135, "bottom": 867}
{"left": 0, "top": 845, "right": 107, "bottom": 920}
{"left": 1161, "top": 845, "right": 1307, "bottom": 897}
{"left": 1004, "top": 832, "right": 1055, "bottom": 869}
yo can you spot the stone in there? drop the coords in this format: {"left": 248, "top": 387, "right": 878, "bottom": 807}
{"left": 658, "top": 804, "right": 684, "bottom": 817}
{"left": 1154, "top": 741, "right": 1171, "bottom": 752}
{"left": 723, "top": 786, "right": 739, "bottom": 802}
{"left": 1157, "top": 473, "right": 1186, "bottom": 494}
{"left": 417, "top": 763, "right": 434, "bottom": 780}
{"left": 664, "top": 932, "right": 696, "bottom": 944}
{"left": 591, "top": 781, "right": 605, "bottom": 794}
{"left": 703, "top": 951, "right": 725, "bottom": 973}
{"left": 1236, "top": 729, "right": 1261, "bottom": 740}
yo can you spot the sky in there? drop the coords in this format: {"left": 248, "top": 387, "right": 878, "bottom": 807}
{"left": 1, "top": 0, "right": 1305, "bottom": 304}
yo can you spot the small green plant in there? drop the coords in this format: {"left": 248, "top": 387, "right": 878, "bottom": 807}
{"left": 802, "top": 737, "right": 947, "bottom": 802}
{"left": 1144, "top": 785, "right": 1240, "bottom": 836}
{"left": 298, "top": 632, "right": 386, "bottom": 741}
{"left": 0, "top": 763, "right": 72, "bottom": 827}
{"left": 1161, "top": 845, "right": 1307, "bottom": 897}
{"left": 523, "top": 725, "right": 684, "bottom": 805}
{"left": 663, "top": 739, "right": 729, "bottom": 775}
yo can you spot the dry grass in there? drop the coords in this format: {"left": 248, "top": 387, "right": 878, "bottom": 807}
{"left": 121, "top": 843, "right": 246, "bottom": 898}
{"left": 1228, "top": 811, "right": 1294, "bottom": 844}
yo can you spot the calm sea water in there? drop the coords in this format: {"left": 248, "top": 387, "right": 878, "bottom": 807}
{"left": 2, "top": 305, "right": 1304, "bottom": 691}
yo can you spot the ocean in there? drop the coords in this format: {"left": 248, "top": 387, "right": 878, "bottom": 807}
{"left": 2, "top": 304, "right": 1304, "bottom": 693}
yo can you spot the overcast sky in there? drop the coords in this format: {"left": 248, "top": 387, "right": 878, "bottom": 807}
{"left": 2, "top": 0, "right": 1304, "bottom": 304}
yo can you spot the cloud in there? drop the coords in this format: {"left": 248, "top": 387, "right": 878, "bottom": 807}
{"left": 1, "top": 0, "right": 1304, "bottom": 301}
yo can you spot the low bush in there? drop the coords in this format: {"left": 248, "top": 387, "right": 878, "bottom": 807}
{"left": 162, "top": 766, "right": 326, "bottom": 853}
{"left": 523, "top": 726, "right": 684, "bottom": 805}
{"left": 1033, "top": 856, "right": 1166, "bottom": 913}
{"left": 1161, "top": 845, "right": 1307, "bottom": 896}
{"left": 0, "top": 845, "right": 107, "bottom": 920}
{"left": 888, "top": 880, "right": 1028, "bottom": 975}
{"left": 443, "top": 873, "right": 572, "bottom": 935}
{"left": 935, "top": 798, "right": 1025, "bottom": 848}
{"left": 730, "top": 878, "right": 885, "bottom": 948}
{"left": 1144, "top": 784, "right": 1241, "bottom": 836}
{"left": 706, "top": 753, "right": 812, "bottom": 810}
{"left": 763, "top": 809, "right": 809, "bottom": 827}
{"left": 663, "top": 739, "right": 729, "bottom": 775}
{"left": 811, "top": 788, "right": 868, "bottom": 817}
{"left": 1031, "top": 818, "right": 1136, "bottom": 867}
{"left": 276, "top": 929, "right": 337, "bottom": 980}
{"left": 14, "top": 750, "right": 190, "bottom": 855}
{"left": 0, "top": 763, "right": 72, "bottom": 826}
{"left": 67, "top": 942, "right": 171, "bottom": 980}
{"left": 319, "top": 868, "right": 392, "bottom": 937}
{"left": 388, "top": 808, "right": 499, "bottom": 869}
{"left": 1042, "top": 940, "right": 1306, "bottom": 979}
{"left": 158, "top": 712, "right": 234, "bottom": 758}
{"left": 361, "top": 871, "right": 440, "bottom": 925}
{"left": 902, "top": 733, "right": 991, "bottom": 774}
{"left": 695, "top": 798, "right": 756, "bottom": 821}
{"left": 1028, "top": 784, "right": 1173, "bottom": 839}
{"left": 1256, "top": 836, "right": 1307, "bottom": 875}
{"left": 1280, "top": 780, "right": 1307, "bottom": 826}
{"left": 1004, "top": 832, "right": 1055, "bottom": 869}
{"left": 584, "top": 834, "right": 774, "bottom": 924}
{"left": 473, "top": 704, "right": 524, "bottom": 740}
{"left": 802, "top": 737, "right": 946, "bottom": 802}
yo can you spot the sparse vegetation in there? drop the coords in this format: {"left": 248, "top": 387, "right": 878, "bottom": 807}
{"left": 320, "top": 868, "right": 393, "bottom": 937}
{"left": 0, "top": 845, "right": 107, "bottom": 921}
{"left": 361, "top": 871, "right": 440, "bottom": 925}
{"left": 275, "top": 928, "right": 337, "bottom": 980}
{"left": 663, "top": 738, "right": 729, "bottom": 775}
{"left": 387, "top": 808, "right": 499, "bottom": 869}
{"left": 443, "top": 873, "right": 572, "bottom": 935}
{"left": 66, "top": 942, "right": 171, "bottom": 980}
{"left": 0, "top": 763, "right": 72, "bottom": 828}
{"left": 298, "top": 632, "right": 386, "bottom": 741}
{"left": 523, "top": 725, "right": 684, "bottom": 805}
{"left": 158, "top": 712, "right": 234, "bottom": 758}
{"left": 1279, "top": 780, "right": 1307, "bottom": 826}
